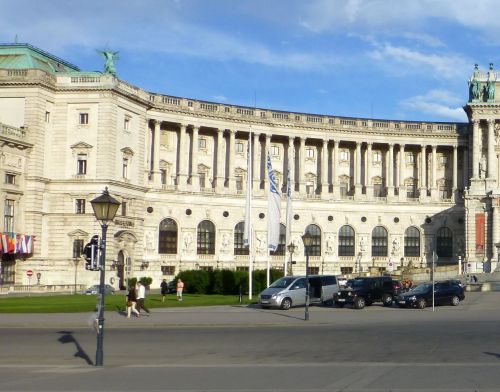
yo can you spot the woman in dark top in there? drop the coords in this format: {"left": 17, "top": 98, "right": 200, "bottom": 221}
{"left": 126, "top": 286, "right": 140, "bottom": 318}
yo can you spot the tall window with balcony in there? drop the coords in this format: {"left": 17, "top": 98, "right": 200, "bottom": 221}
{"left": 75, "top": 199, "right": 85, "bottom": 214}
{"left": 233, "top": 222, "right": 249, "bottom": 255}
{"left": 339, "top": 175, "right": 351, "bottom": 198}
{"left": 371, "top": 226, "right": 388, "bottom": 257}
{"left": 236, "top": 175, "right": 243, "bottom": 192}
{"left": 406, "top": 178, "right": 418, "bottom": 198}
{"left": 404, "top": 226, "right": 421, "bottom": 257}
{"left": 77, "top": 154, "right": 87, "bottom": 175}
{"left": 160, "top": 169, "right": 167, "bottom": 186}
{"left": 373, "top": 176, "right": 385, "bottom": 197}
{"left": 338, "top": 225, "right": 355, "bottom": 256}
{"left": 159, "top": 218, "right": 178, "bottom": 254}
{"left": 4, "top": 199, "right": 14, "bottom": 232}
{"left": 122, "top": 158, "right": 129, "bottom": 179}
{"left": 436, "top": 227, "right": 453, "bottom": 258}
{"left": 197, "top": 220, "right": 215, "bottom": 254}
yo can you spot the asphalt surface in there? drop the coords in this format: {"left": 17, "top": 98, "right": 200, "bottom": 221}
{"left": 0, "top": 292, "right": 499, "bottom": 392}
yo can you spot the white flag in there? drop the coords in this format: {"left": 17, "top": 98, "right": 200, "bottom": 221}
{"left": 243, "top": 133, "right": 252, "bottom": 246}
{"left": 267, "top": 150, "right": 281, "bottom": 251}
{"left": 285, "top": 169, "right": 292, "bottom": 247}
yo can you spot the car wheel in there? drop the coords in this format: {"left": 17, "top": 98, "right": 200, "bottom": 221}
{"left": 334, "top": 302, "right": 345, "bottom": 308}
{"left": 280, "top": 298, "right": 292, "bottom": 310}
{"left": 398, "top": 303, "right": 406, "bottom": 308}
{"left": 382, "top": 294, "right": 393, "bottom": 307}
{"left": 451, "top": 295, "right": 460, "bottom": 306}
{"left": 323, "top": 299, "right": 334, "bottom": 306}
{"left": 354, "top": 297, "right": 366, "bottom": 309}
{"left": 416, "top": 298, "right": 426, "bottom": 309}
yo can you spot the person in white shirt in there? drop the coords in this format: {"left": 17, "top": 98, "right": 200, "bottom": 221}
{"left": 136, "top": 282, "right": 151, "bottom": 315}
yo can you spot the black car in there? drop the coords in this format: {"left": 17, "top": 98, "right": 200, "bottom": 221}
{"left": 334, "top": 276, "right": 402, "bottom": 309}
{"left": 396, "top": 281, "right": 465, "bottom": 309}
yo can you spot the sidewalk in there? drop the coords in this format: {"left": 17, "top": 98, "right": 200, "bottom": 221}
{"left": 0, "top": 292, "right": 498, "bottom": 329}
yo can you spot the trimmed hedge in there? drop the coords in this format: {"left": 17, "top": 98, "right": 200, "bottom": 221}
{"left": 177, "top": 269, "right": 283, "bottom": 295}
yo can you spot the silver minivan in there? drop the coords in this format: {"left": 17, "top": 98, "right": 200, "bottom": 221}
{"left": 259, "top": 275, "right": 339, "bottom": 310}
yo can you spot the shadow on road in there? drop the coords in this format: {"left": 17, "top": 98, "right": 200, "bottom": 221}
{"left": 484, "top": 351, "right": 500, "bottom": 359}
{"left": 241, "top": 304, "right": 308, "bottom": 321}
{"left": 57, "top": 330, "right": 93, "bottom": 365}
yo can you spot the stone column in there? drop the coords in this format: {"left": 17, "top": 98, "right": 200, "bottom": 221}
{"left": 472, "top": 120, "right": 480, "bottom": 178}
{"left": 463, "top": 147, "right": 469, "bottom": 189}
{"left": 153, "top": 120, "right": 161, "bottom": 187}
{"left": 265, "top": 134, "right": 271, "bottom": 192}
{"left": 288, "top": 136, "right": 295, "bottom": 193}
{"left": 321, "top": 139, "right": 329, "bottom": 197}
{"left": 399, "top": 144, "right": 406, "bottom": 201}
{"left": 452, "top": 145, "right": 458, "bottom": 200}
{"left": 355, "top": 142, "right": 362, "bottom": 198}
{"left": 332, "top": 140, "right": 340, "bottom": 198}
{"left": 177, "top": 124, "right": 188, "bottom": 190}
{"left": 366, "top": 142, "right": 373, "bottom": 199}
{"left": 388, "top": 144, "right": 394, "bottom": 197}
{"left": 431, "top": 145, "right": 438, "bottom": 200}
{"left": 488, "top": 119, "right": 496, "bottom": 180}
{"left": 299, "top": 137, "right": 306, "bottom": 196}
{"left": 216, "top": 128, "right": 225, "bottom": 193}
{"left": 419, "top": 145, "right": 427, "bottom": 201}
{"left": 191, "top": 126, "right": 200, "bottom": 192}
{"left": 253, "top": 133, "right": 261, "bottom": 192}
{"left": 228, "top": 130, "right": 236, "bottom": 192}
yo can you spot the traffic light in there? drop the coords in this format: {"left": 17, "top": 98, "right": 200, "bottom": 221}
{"left": 83, "top": 235, "right": 100, "bottom": 271}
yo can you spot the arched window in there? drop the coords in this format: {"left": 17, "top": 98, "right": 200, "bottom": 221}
{"left": 338, "top": 225, "right": 355, "bottom": 256}
{"left": 159, "top": 218, "right": 178, "bottom": 254}
{"left": 271, "top": 224, "right": 287, "bottom": 256}
{"left": 404, "top": 226, "right": 420, "bottom": 257}
{"left": 197, "top": 220, "right": 215, "bottom": 254}
{"left": 304, "top": 224, "right": 321, "bottom": 256}
{"left": 234, "top": 222, "right": 248, "bottom": 255}
{"left": 437, "top": 227, "right": 453, "bottom": 257}
{"left": 372, "top": 226, "right": 388, "bottom": 257}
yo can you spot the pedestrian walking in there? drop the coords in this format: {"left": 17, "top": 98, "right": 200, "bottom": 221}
{"left": 160, "top": 279, "right": 168, "bottom": 302}
{"left": 126, "top": 286, "right": 140, "bottom": 318}
{"left": 176, "top": 278, "right": 184, "bottom": 301}
{"left": 136, "top": 281, "right": 151, "bottom": 315}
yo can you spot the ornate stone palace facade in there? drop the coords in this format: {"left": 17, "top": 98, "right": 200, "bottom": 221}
{"left": 0, "top": 44, "right": 497, "bottom": 289}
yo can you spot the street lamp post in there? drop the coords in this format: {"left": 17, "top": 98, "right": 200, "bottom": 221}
{"left": 286, "top": 242, "right": 296, "bottom": 276}
{"left": 90, "top": 187, "right": 120, "bottom": 367}
{"left": 301, "top": 232, "right": 313, "bottom": 321}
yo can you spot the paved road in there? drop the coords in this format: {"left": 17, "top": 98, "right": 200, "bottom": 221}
{"left": 1, "top": 292, "right": 499, "bottom": 391}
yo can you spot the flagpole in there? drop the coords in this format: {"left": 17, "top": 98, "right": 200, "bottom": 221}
{"left": 244, "top": 131, "right": 253, "bottom": 300}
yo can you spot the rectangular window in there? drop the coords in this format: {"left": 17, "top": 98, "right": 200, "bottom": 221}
{"left": 374, "top": 183, "right": 385, "bottom": 197}
{"left": 73, "top": 239, "right": 84, "bottom": 258}
{"left": 271, "top": 145, "right": 280, "bottom": 156}
{"left": 4, "top": 199, "right": 14, "bottom": 232}
{"left": 123, "top": 117, "right": 130, "bottom": 131}
{"left": 77, "top": 154, "right": 87, "bottom": 175}
{"left": 5, "top": 173, "right": 15, "bottom": 185}
{"left": 236, "top": 175, "right": 243, "bottom": 191}
{"left": 79, "top": 112, "right": 89, "bottom": 125}
{"left": 308, "top": 266, "right": 320, "bottom": 275}
{"left": 306, "top": 182, "right": 315, "bottom": 195}
{"left": 373, "top": 151, "right": 382, "bottom": 163}
{"left": 75, "top": 199, "right": 86, "bottom": 214}
{"left": 122, "top": 158, "right": 129, "bottom": 179}
{"left": 340, "top": 267, "right": 353, "bottom": 275}
{"left": 45, "top": 111, "right": 50, "bottom": 123}
{"left": 199, "top": 172, "right": 206, "bottom": 188}
{"left": 236, "top": 266, "right": 249, "bottom": 272}
{"left": 406, "top": 153, "right": 415, "bottom": 165}
{"left": 340, "top": 182, "right": 349, "bottom": 198}
{"left": 161, "top": 266, "right": 176, "bottom": 275}
{"left": 121, "top": 202, "right": 127, "bottom": 216}
{"left": 200, "top": 266, "right": 214, "bottom": 272}
{"left": 406, "top": 184, "right": 417, "bottom": 198}
{"left": 440, "top": 155, "right": 448, "bottom": 166}
{"left": 160, "top": 169, "right": 167, "bottom": 185}
{"left": 340, "top": 150, "right": 350, "bottom": 161}
{"left": 198, "top": 138, "right": 207, "bottom": 149}
{"left": 236, "top": 142, "right": 244, "bottom": 153}
{"left": 306, "top": 148, "right": 315, "bottom": 158}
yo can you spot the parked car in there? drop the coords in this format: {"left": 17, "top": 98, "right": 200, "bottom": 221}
{"left": 84, "top": 284, "right": 115, "bottom": 295}
{"left": 396, "top": 281, "right": 465, "bottom": 309}
{"left": 259, "top": 275, "right": 340, "bottom": 310}
{"left": 334, "top": 276, "right": 402, "bottom": 309}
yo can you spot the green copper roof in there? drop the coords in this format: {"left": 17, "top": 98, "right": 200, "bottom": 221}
{"left": 0, "top": 43, "right": 80, "bottom": 73}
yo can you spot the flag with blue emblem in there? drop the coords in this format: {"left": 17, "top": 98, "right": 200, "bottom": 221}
{"left": 267, "top": 150, "right": 281, "bottom": 251}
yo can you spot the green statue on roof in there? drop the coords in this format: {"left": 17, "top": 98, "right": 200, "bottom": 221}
{"left": 97, "top": 50, "right": 119, "bottom": 76}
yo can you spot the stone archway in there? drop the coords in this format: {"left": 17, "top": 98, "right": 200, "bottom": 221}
{"left": 114, "top": 230, "right": 138, "bottom": 290}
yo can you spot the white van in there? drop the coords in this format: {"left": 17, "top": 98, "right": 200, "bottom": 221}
{"left": 258, "top": 275, "right": 339, "bottom": 310}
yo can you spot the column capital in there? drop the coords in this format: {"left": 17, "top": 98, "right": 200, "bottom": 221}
{"left": 180, "top": 123, "right": 188, "bottom": 130}
{"left": 367, "top": 142, "right": 373, "bottom": 149}
{"left": 487, "top": 118, "right": 495, "bottom": 125}
{"left": 217, "top": 128, "right": 224, "bottom": 134}
{"left": 472, "top": 118, "right": 481, "bottom": 125}
{"left": 432, "top": 145, "right": 438, "bottom": 151}
{"left": 388, "top": 143, "right": 394, "bottom": 148}
{"left": 323, "top": 139, "right": 328, "bottom": 146}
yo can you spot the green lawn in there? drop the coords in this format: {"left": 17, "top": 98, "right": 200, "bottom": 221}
{"left": 0, "top": 293, "right": 255, "bottom": 313}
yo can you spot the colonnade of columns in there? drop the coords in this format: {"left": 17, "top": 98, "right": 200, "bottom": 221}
{"left": 148, "top": 121, "right": 466, "bottom": 202}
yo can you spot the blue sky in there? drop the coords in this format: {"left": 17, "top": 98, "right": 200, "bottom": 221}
{"left": 2, "top": 0, "right": 500, "bottom": 122}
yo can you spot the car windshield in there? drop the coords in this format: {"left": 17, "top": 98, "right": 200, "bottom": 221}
{"left": 409, "top": 283, "right": 432, "bottom": 293}
{"left": 350, "top": 279, "right": 370, "bottom": 288}
{"left": 269, "top": 277, "right": 297, "bottom": 289}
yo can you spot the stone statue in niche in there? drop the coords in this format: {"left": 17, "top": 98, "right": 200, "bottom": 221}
{"left": 183, "top": 232, "right": 192, "bottom": 253}
{"left": 221, "top": 233, "right": 231, "bottom": 253}
{"left": 359, "top": 237, "right": 366, "bottom": 255}
{"left": 326, "top": 236, "right": 335, "bottom": 254}
{"left": 256, "top": 234, "right": 266, "bottom": 254}
{"left": 145, "top": 231, "right": 154, "bottom": 251}
{"left": 479, "top": 156, "right": 487, "bottom": 179}
{"left": 391, "top": 238, "right": 400, "bottom": 256}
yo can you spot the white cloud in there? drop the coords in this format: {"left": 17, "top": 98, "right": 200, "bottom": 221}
{"left": 212, "top": 95, "right": 227, "bottom": 102}
{"left": 368, "top": 43, "right": 470, "bottom": 79}
{"left": 401, "top": 89, "right": 468, "bottom": 121}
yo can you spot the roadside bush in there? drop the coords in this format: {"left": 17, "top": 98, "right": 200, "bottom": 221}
{"left": 178, "top": 270, "right": 210, "bottom": 294}
{"left": 139, "top": 276, "right": 153, "bottom": 288}
{"left": 127, "top": 277, "right": 137, "bottom": 288}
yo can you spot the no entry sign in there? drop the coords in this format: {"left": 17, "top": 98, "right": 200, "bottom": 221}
{"left": 26, "top": 269, "right": 33, "bottom": 277}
